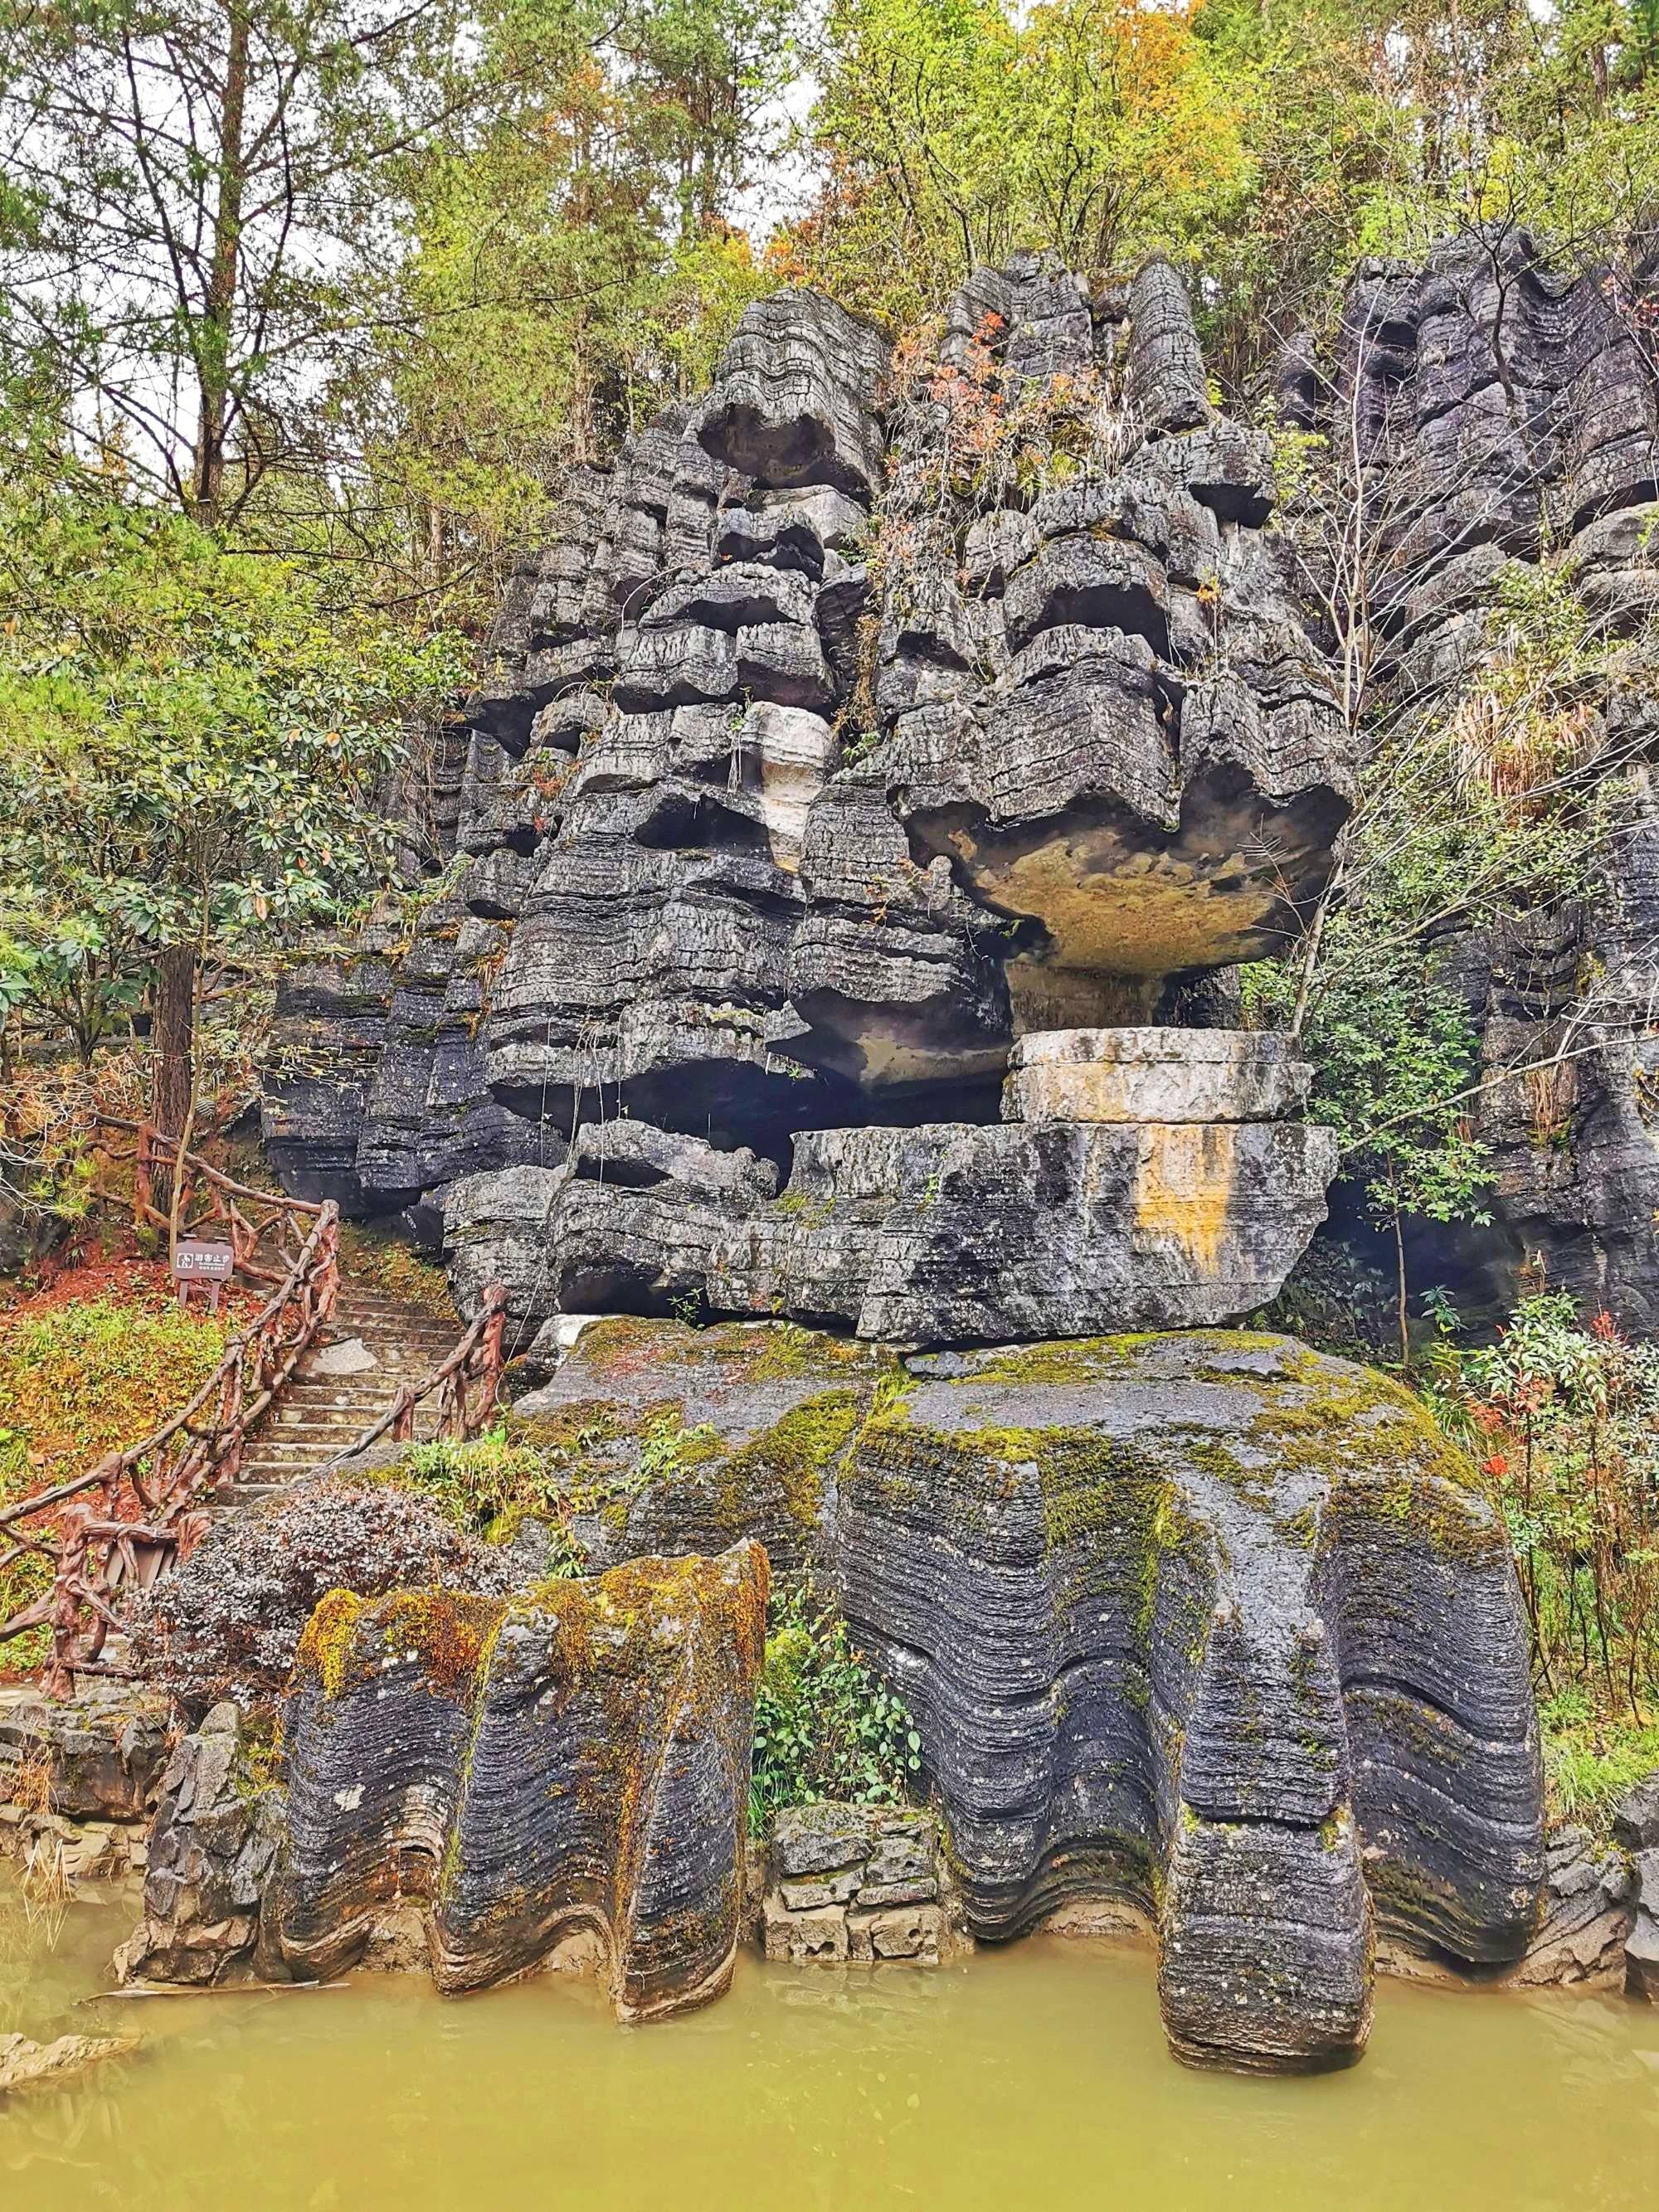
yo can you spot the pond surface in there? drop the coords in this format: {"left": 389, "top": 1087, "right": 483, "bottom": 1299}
{"left": 4, "top": 1872, "right": 1658, "bottom": 2212}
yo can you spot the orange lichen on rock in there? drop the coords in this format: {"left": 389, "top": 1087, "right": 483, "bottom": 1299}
{"left": 1131, "top": 1123, "right": 1238, "bottom": 1278}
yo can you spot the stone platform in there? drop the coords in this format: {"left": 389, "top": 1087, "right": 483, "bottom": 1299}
{"left": 447, "top": 1026, "right": 1336, "bottom": 1345}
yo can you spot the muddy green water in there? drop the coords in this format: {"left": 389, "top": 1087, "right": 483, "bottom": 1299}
{"left": 4, "top": 1875, "right": 1657, "bottom": 2212}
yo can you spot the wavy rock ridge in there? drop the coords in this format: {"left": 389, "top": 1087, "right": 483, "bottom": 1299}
{"left": 258, "top": 1542, "right": 767, "bottom": 2021}
{"left": 506, "top": 1319, "right": 1545, "bottom": 2070}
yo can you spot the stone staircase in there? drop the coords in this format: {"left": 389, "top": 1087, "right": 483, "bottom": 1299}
{"left": 225, "top": 1283, "right": 465, "bottom": 1505}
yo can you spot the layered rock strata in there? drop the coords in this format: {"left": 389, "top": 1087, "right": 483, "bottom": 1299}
{"left": 115, "top": 1703, "right": 284, "bottom": 1986}
{"left": 1299, "top": 227, "right": 1659, "bottom": 1325}
{"left": 256, "top": 1542, "right": 767, "bottom": 2022}
{"left": 263, "top": 260, "right": 1353, "bottom": 1330}
{"left": 506, "top": 1318, "right": 1545, "bottom": 2070}
{"left": 449, "top": 1027, "right": 1335, "bottom": 1344}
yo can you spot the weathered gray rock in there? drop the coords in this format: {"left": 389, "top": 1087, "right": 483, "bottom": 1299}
{"left": 1313, "top": 227, "right": 1659, "bottom": 1329}
{"left": 1613, "top": 1769, "right": 1659, "bottom": 1850}
{"left": 451, "top": 1110, "right": 1333, "bottom": 1348}
{"left": 1003, "top": 1027, "right": 1313, "bottom": 1126}
{"left": 264, "top": 260, "right": 1352, "bottom": 1335}
{"left": 260, "top": 921, "right": 400, "bottom": 1211}
{"left": 0, "top": 2031, "right": 136, "bottom": 2098}
{"left": 712, "top": 1117, "right": 1335, "bottom": 1344}
{"left": 697, "top": 290, "right": 890, "bottom": 497}
{"left": 508, "top": 1319, "right": 1543, "bottom": 2071}
{"left": 0, "top": 1683, "right": 170, "bottom": 1823}
{"left": 508, "top": 1316, "right": 893, "bottom": 1577}
{"left": 256, "top": 1542, "right": 768, "bottom": 2021}
{"left": 829, "top": 1332, "right": 1540, "bottom": 2069}
{"left": 114, "top": 1704, "right": 285, "bottom": 1986}
{"left": 1509, "top": 1824, "right": 1636, "bottom": 1987}
{"left": 1627, "top": 1848, "right": 1659, "bottom": 2000}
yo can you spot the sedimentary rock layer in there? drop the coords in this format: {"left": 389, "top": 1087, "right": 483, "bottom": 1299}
{"left": 1303, "top": 229, "right": 1659, "bottom": 1325}
{"left": 506, "top": 1319, "right": 1545, "bottom": 2071}
{"left": 263, "top": 257, "right": 1354, "bottom": 1296}
{"left": 445, "top": 1028, "right": 1335, "bottom": 1345}
{"left": 258, "top": 1542, "right": 768, "bottom": 2022}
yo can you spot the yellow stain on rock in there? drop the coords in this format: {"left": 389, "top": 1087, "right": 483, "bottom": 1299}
{"left": 1132, "top": 1125, "right": 1237, "bottom": 1277}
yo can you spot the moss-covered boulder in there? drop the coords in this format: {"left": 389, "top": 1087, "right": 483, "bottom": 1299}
{"left": 516, "top": 1320, "right": 1544, "bottom": 2072}
{"left": 256, "top": 1541, "right": 767, "bottom": 2022}
{"left": 507, "top": 1316, "right": 898, "bottom": 1574}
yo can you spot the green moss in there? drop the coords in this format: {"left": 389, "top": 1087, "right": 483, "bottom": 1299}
{"left": 378, "top": 1589, "right": 504, "bottom": 1693}
{"left": 964, "top": 1335, "right": 1160, "bottom": 1387}
{"left": 294, "top": 1587, "right": 368, "bottom": 1700}
{"left": 509, "top": 1401, "right": 629, "bottom": 1456}
{"left": 1226, "top": 1354, "right": 1502, "bottom": 1566}
{"left": 711, "top": 1388, "right": 864, "bottom": 1537}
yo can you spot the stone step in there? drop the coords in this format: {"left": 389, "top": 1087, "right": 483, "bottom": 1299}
{"left": 207, "top": 1275, "right": 469, "bottom": 1518}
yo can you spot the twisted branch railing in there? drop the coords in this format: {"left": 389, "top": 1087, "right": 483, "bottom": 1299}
{"left": 95, "top": 1113, "right": 319, "bottom": 1284}
{"left": 0, "top": 1126, "right": 340, "bottom": 1698}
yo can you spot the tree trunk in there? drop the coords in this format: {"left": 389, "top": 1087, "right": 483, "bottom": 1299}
{"left": 191, "top": 4, "right": 251, "bottom": 529}
{"left": 151, "top": 943, "right": 197, "bottom": 1213}
{"left": 1393, "top": 1207, "right": 1409, "bottom": 1369}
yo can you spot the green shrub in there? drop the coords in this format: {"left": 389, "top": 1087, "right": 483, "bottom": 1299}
{"left": 748, "top": 1581, "right": 922, "bottom": 1835}
{"left": 392, "top": 1427, "right": 586, "bottom": 1576}
{"left": 1540, "top": 1689, "right": 1659, "bottom": 1839}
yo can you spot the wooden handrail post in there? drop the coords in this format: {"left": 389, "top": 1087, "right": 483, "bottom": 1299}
{"left": 42, "top": 1507, "right": 92, "bottom": 1700}
{"left": 469, "top": 1283, "right": 508, "bottom": 1439}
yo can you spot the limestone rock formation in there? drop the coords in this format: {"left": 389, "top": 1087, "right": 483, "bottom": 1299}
{"left": 256, "top": 1541, "right": 768, "bottom": 2022}
{"left": 508, "top": 1317, "right": 1545, "bottom": 2071}
{"left": 506, "top": 1316, "right": 893, "bottom": 1578}
{"left": 262, "top": 258, "right": 1352, "bottom": 1339}
{"left": 1306, "top": 227, "right": 1659, "bottom": 1326}
{"left": 1618, "top": 1773, "right": 1659, "bottom": 2000}
{"left": 451, "top": 1028, "right": 1335, "bottom": 1345}
{"left": 0, "top": 1682, "right": 169, "bottom": 1823}
{"left": 114, "top": 1704, "right": 285, "bottom": 1987}
{"left": 1628, "top": 1851, "right": 1659, "bottom": 2000}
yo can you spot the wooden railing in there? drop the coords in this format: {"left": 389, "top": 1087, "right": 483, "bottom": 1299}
{"left": 0, "top": 1126, "right": 340, "bottom": 1699}
{"left": 95, "top": 1114, "right": 319, "bottom": 1285}
{"left": 314, "top": 1281, "right": 508, "bottom": 1475}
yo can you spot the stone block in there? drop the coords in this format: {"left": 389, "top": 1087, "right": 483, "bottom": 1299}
{"left": 0, "top": 1684, "right": 170, "bottom": 1823}
{"left": 848, "top": 1903, "right": 945, "bottom": 1963}
{"left": 854, "top": 1879, "right": 937, "bottom": 1908}
{"left": 1002, "top": 1027, "right": 1313, "bottom": 1127}
{"left": 762, "top": 1898, "right": 850, "bottom": 1964}
{"left": 770, "top": 1804, "right": 873, "bottom": 1878}
{"left": 1627, "top": 1850, "right": 1659, "bottom": 2002}
{"left": 781, "top": 1873, "right": 862, "bottom": 1911}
